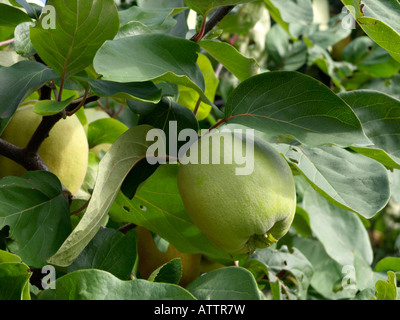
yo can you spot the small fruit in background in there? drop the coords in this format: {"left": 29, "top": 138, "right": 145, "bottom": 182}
{"left": 136, "top": 226, "right": 202, "bottom": 287}
{"left": 331, "top": 35, "right": 352, "bottom": 61}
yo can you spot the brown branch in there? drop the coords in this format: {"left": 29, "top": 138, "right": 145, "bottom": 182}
{"left": 39, "top": 84, "right": 52, "bottom": 101}
{"left": 70, "top": 199, "right": 90, "bottom": 216}
{"left": 193, "top": 97, "right": 202, "bottom": 116}
{"left": 25, "top": 114, "right": 63, "bottom": 154}
{"left": 25, "top": 95, "right": 99, "bottom": 154}
{"left": 190, "top": 6, "right": 235, "bottom": 42}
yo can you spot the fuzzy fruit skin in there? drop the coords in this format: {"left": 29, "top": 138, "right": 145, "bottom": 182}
{"left": 177, "top": 132, "right": 296, "bottom": 254}
{"left": 0, "top": 105, "right": 89, "bottom": 195}
{"left": 136, "top": 226, "right": 201, "bottom": 287}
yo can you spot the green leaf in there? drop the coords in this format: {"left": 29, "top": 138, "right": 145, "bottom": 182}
{"left": 375, "top": 257, "right": 400, "bottom": 273}
{"left": 342, "top": 36, "right": 376, "bottom": 65}
{"left": 341, "top": 0, "right": 400, "bottom": 63}
{"left": 360, "top": 73, "right": 400, "bottom": 100}
{"left": 79, "top": 152, "right": 100, "bottom": 198}
{"left": 307, "top": 44, "right": 356, "bottom": 90}
{"left": 33, "top": 96, "right": 74, "bottom": 116}
{"left": 224, "top": 71, "right": 371, "bottom": 148}
{"left": 359, "top": 23, "right": 400, "bottom": 67}
{"left": 87, "top": 118, "right": 129, "bottom": 148}
{"left": 305, "top": 17, "right": 352, "bottom": 51}
{"left": 0, "top": 250, "right": 31, "bottom": 300}
{"left": 84, "top": 78, "right": 162, "bottom": 104}
{"left": 14, "top": 21, "right": 36, "bottom": 57}
{"left": 30, "top": 0, "right": 120, "bottom": 78}
{"left": 67, "top": 228, "right": 137, "bottom": 280}
{"left": 339, "top": 90, "right": 400, "bottom": 169}
{"left": 0, "top": 262, "right": 31, "bottom": 300}
{"left": 389, "top": 169, "right": 400, "bottom": 204}
{"left": 119, "top": 6, "right": 187, "bottom": 30}
{"left": 270, "top": 279, "right": 282, "bottom": 300}
{"left": 347, "top": 147, "right": 400, "bottom": 171}
{"left": 293, "top": 237, "right": 356, "bottom": 299}
{"left": 137, "top": 98, "right": 199, "bottom": 154}
{"left": 37, "top": 269, "right": 196, "bottom": 300}
{"left": 245, "top": 246, "right": 313, "bottom": 300}
{"left": 374, "top": 271, "right": 398, "bottom": 300}
{"left": 199, "top": 40, "right": 259, "bottom": 81}
{"left": 109, "top": 164, "right": 235, "bottom": 261}
{"left": 265, "top": 24, "right": 307, "bottom": 71}
{"left": 277, "top": 143, "right": 390, "bottom": 218}
{"left": 186, "top": 266, "right": 261, "bottom": 300}
{"left": 0, "top": 171, "right": 71, "bottom": 268}
{"left": 217, "top": 1, "right": 270, "bottom": 36}
{"left": 120, "top": 160, "right": 160, "bottom": 200}
{"left": 177, "top": 53, "right": 219, "bottom": 120}
{"left": 148, "top": 258, "right": 182, "bottom": 284}
{"left": 0, "top": 3, "right": 31, "bottom": 41}
{"left": 303, "top": 189, "right": 373, "bottom": 266}
{"left": 0, "top": 60, "right": 58, "bottom": 119}
{"left": 264, "top": 0, "right": 313, "bottom": 38}
{"left": 0, "top": 249, "right": 22, "bottom": 264}
{"left": 342, "top": 37, "right": 400, "bottom": 78}
{"left": 93, "top": 34, "right": 211, "bottom": 107}
{"left": 291, "top": 206, "right": 312, "bottom": 238}
{"left": 351, "top": 288, "right": 377, "bottom": 300}
{"left": 184, "top": 0, "right": 256, "bottom": 16}
{"left": 47, "top": 125, "right": 157, "bottom": 267}
{"left": 13, "top": 0, "right": 40, "bottom": 19}
{"left": 115, "top": 21, "right": 153, "bottom": 39}
{"left": 353, "top": 250, "right": 387, "bottom": 292}
{"left": 136, "top": 102, "right": 198, "bottom": 159}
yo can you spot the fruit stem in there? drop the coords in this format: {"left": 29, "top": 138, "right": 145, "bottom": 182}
{"left": 246, "top": 233, "right": 277, "bottom": 254}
